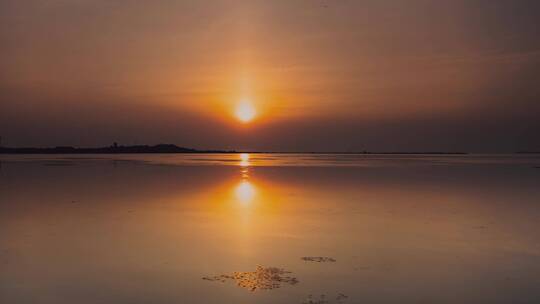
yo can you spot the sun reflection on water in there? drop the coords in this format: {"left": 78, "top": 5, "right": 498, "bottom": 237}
{"left": 240, "top": 153, "right": 250, "bottom": 167}
{"left": 235, "top": 153, "right": 256, "bottom": 205}
{"left": 235, "top": 180, "right": 256, "bottom": 204}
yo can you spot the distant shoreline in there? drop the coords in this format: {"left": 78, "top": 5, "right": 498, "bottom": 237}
{"left": 0, "top": 144, "right": 235, "bottom": 154}
{"left": 0, "top": 144, "right": 475, "bottom": 155}
{"left": 2, "top": 144, "right": 537, "bottom": 155}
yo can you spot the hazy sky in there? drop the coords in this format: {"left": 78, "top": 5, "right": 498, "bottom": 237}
{"left": 1, "top": 0, "right": 539, "bottom": 152}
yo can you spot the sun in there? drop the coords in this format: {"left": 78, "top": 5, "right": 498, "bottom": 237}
{"left": 235, "top": 100, "right": 256, "bottom": 123}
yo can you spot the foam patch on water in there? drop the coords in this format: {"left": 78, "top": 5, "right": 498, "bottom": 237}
{"left": 202, "top": 266, "right": 299, "bottom": 291}
{"left": 303, "top": 293, "right": 349, "bottom": 304}
{"left": 301, "top": 257, "right": 337, "bottom": 263}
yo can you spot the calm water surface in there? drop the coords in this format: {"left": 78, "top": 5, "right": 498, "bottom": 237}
{"left": 1, "top": 154, "right": 540, "bottom": 303}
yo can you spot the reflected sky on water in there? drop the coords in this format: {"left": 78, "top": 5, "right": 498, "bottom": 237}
{"left": 1, "top": 154, "right": 540, "bottom": 303}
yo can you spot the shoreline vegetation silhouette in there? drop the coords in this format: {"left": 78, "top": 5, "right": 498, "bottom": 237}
{"left": 0, "top": 143, "right": 475, "bottom": 154}
{"left": 0, "top": 143, "right": 233, "bottom": 154}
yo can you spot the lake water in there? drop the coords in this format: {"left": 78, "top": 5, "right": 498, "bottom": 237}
{"left": 1, "top": 154, "right": 540, "bottom": 304}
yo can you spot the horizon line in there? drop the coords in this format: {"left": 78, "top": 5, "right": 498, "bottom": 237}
{"left": 1, "top": 143, "right": 539, "bottom": 154}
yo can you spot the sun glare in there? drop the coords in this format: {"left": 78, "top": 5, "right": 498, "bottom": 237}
{"left": 240, "top": 153, "right": 250, "bottom": 167}
{"left": 235, "top": 180, "right": 255, "bottom": 204}
{"left": 235, "top": 100, "right": 256, "bottom": 123}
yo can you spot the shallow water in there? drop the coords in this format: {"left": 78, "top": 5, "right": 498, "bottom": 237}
{"left": 1, "top": 154, "right": 540, "bottom": 303}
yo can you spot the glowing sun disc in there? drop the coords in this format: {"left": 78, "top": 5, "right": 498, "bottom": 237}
{"left": 235, "top": 101, "right": 256, "bottom": 122}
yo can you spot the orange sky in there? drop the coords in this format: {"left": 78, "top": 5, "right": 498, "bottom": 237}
{"left": 1, "top": 0, "right": 539, "bottom": 151}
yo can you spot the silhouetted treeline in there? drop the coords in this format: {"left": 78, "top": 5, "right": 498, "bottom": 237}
{"left": 0, "top": 144, "right": 236, "bottom": 154}
{"left": 0, "top": 142, "right": 473, "bottom": 154}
